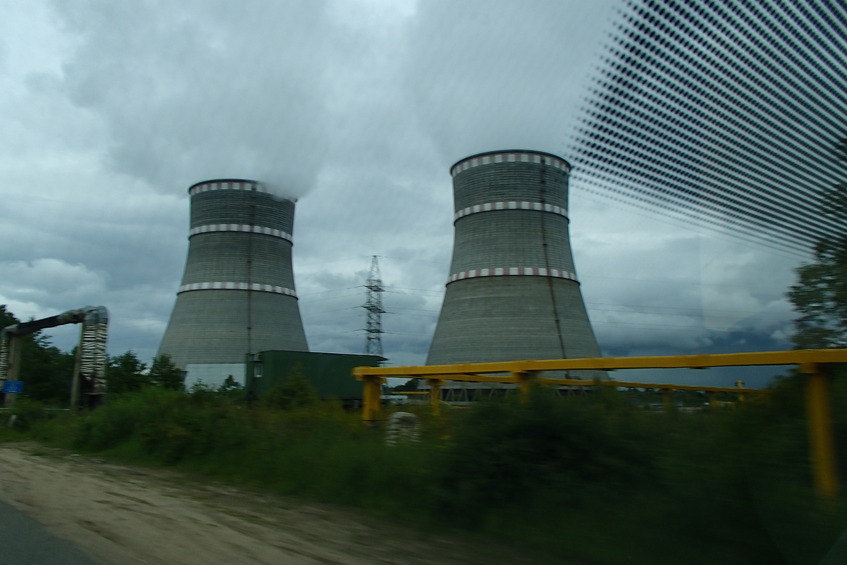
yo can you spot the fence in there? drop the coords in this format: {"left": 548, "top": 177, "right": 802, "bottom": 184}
{"left": 354, "top": 349, "right": 847, "bottom": 497}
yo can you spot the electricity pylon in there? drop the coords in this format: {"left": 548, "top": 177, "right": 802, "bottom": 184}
{"left": 363, "top": 256, "right": 385, "bottom": 357}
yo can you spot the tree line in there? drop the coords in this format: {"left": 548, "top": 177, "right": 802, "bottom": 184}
{"left": 788, "top": 138, "right": 847, "bottom": 349}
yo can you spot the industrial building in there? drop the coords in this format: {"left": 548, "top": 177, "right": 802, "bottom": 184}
{"left": 427, "top": 150, "right": 603, "bottom": 390}
{"left": 158, "top": 179, "right": 308, "bottom": 386}
{"left": 245, "top": 350, "right": 384, "bottom": 406}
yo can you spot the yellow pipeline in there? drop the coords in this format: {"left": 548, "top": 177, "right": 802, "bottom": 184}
{"left": 354, "top": 349, "right": 847, "bottom": 497}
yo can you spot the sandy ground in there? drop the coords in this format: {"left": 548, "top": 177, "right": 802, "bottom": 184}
{"left": 0, "top": 443, "right": 548, "bottom": 565}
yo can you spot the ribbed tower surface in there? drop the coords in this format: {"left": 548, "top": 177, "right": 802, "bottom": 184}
{"left": 158, "top": 179, "right": 308, "bottom": 370}
{"left": 426, "top": 150, "right": 601, "bottom": 376}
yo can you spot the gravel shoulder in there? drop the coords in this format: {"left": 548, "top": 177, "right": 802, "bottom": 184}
{"left": 0, "top": 442, "right": 549, "bottom": 565}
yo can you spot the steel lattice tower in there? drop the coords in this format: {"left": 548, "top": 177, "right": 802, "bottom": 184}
{"left": 363, "top": 256, "right": 385, "bottom": 357}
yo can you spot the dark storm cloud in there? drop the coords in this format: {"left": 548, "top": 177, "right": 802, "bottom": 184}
{"left": 51, "top": 0, "right": 337, "bottom": 197}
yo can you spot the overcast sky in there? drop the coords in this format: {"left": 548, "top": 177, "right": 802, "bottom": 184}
{"left": 0, "top": 0, "right": 807, "bottom": 387}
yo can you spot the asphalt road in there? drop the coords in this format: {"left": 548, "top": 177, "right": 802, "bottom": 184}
{"left": 0, "top": 500, "right": 102, "bottom": 565}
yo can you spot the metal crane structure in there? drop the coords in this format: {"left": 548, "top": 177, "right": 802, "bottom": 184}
{"left": 0, "top": 306, "right": 109, "bottom": 408}
{"left": 362, "top": 256, "right": 385, "bottom": 358}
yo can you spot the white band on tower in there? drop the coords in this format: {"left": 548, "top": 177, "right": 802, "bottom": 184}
{"left": 447, "top": 267, "right": 578, "bottom": 284}
{"left": 189, "top": 224, "right": 293, "bottom": 242}
{"left": 188, "top": 180, "right": 296, "bottom": 202}
{"left": 450, "top": 151, "right": 570, "bottom": 177}
{"left": 454, "top": 201, "right": 568, "bottom": 222}
{"left": 178, "top": 282, "right": 297, "bottom": 297}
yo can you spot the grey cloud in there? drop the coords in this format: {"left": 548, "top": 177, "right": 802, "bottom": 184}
{"left": 402, "top": 0, "right": 617, "bottom": 163}
{"left": 0, "top": 0, "right": 807, "bottom": 385}
{"left": 52, "top": 0, "right": 337, "bottom": 196}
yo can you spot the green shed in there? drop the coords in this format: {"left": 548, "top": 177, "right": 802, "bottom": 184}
{"left": 246, "top": 350, "right": 384, "bottom": 404}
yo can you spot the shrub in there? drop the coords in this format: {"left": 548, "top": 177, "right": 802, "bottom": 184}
{"left": 260, "top": 364, "right": 319, "bottom": 410}
{"left": 73, "top": 388, "right": 186, "bottom": 452}
{"left": 7, "top": 397, "right": 51, "bottom": 431}
{"left": 433, "top": 389, "right": 656, "bottom": 526}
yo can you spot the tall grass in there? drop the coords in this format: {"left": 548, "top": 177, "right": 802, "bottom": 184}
{"left": 10, "top": 378, "right": 847, "bottom": 565}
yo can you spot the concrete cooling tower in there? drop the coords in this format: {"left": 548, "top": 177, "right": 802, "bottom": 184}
{"left": 158, "top": 179, "right": 308, "bottom": 385}
{"left": 426, "top": 150, "right": 601, "bottom": 379}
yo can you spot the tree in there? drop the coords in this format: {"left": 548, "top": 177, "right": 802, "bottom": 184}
{"left": 217, "top": 375, "right": 243, "bottom": 393}
{"left": 788, "top": 138, "right": 847, "bottom": 348}
{"left": 22, "top": 336, "right": 75, "bottom": 405}
{"left": 107, "top": 351, "right": 149, "bottom": 394}
{"left": 392, "top": 378, "right": 419, "bottom": 392}
{"left": 0, "top": 304, "right": 16, "bottom": 329}
{"left": 149, "top": 354, "right": 184, "bottom": 391}
{"left": 0, "top": 305, "right": 76, "bottom": 406}
{"left": 261, "top": 364, "right": 319, "bottom": 410}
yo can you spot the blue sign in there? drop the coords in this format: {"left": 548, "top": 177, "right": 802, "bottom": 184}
{"left": 2, "top": 381, "right": 23, "bottom": 394}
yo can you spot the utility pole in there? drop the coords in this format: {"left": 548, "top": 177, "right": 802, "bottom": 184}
{"left": 363, "top": 256, "right": 385, "bottom": 358}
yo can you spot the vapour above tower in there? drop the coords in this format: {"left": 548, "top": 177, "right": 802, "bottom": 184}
{"left": 426, "top": 150, "right": 601, "bottom": 373}
{"left": 158, "top": 179, "right": 308, "bottom": 379}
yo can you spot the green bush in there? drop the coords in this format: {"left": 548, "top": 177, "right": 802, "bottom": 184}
{"left": 73, "top": 388, "right": 179, "bottom": 451}
{"left": 8, "top": 397, "right": 51, "bottom": 431}
{"left": 434, "top": 390, "right": 656, "bottom": 524}
{"left": 260, "top": 364, "right": 319, "bottom": 410}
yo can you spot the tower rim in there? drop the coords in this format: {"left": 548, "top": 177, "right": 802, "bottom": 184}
{"left": 187, "top": 178, "right": 298, "bottom": 202}
{"left": 188, "top": 178, "right": 259, "bottom": 191}
{"left": 450, "top": 149, "right": 571, "bottom": 173}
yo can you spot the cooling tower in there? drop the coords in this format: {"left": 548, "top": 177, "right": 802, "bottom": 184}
{"left": 426, "top": 150, "right": 601, "bottom": 377}
{"left": 158, "top": 179, "right": 308, "bottom": 378}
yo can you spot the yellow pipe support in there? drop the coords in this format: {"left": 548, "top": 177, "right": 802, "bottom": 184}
{"left": 735, "top": 380, "right": 746, "bottom": 403}
{"left": 362, "top": 376, "right": 384, "bottom": 423}
{"left": 662, "top": 388, "right": 672, "bottom": 413}
{"left": 428, "top": 379, "right": 442, "bottom": 416}
{"left": 514, "top": 371, "right": 533, "bottom": 398}
{"left": 802, "top": 363, "right": 839, "bottom": 498}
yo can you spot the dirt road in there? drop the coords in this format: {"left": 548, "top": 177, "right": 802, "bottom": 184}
{"left": 0, "top": 443, "right": 546, "bottom": 565}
